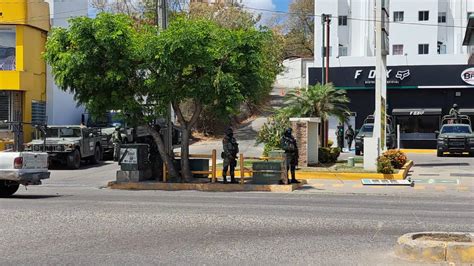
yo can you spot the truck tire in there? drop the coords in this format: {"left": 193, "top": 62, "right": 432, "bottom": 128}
{"left": 0, "top": 181, "right": 20, "bottom": 197}
{"left": 437, "top": 150, "right": 443, "bottom": 157}
{"left": 90, "top": 145, "right": 101, "bottom": 164}
{"left": 67, "top": 149, "right": 81, "bottom": 169}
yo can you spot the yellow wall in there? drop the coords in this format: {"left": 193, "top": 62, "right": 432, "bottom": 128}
{"left": 0, "top": 0, "right": 49, "bottom": 147}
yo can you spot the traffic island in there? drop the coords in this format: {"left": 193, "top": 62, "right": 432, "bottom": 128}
{"left": 107, "top": 180, "right": 306, "bottom": 192}
{"left": 395, "top": 232, "right": 474, "bottom": 263}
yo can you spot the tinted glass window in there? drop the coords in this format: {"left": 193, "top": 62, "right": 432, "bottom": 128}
{"left": 58, "top": 128, "right": 81, "bottom": 137}
{"left": 441, "top": 125, "right": 471, "bottom": 134}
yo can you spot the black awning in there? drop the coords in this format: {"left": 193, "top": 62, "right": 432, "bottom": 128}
{"left": 459, "top": 109, "right": 474, "bottom": 115}
{"left": 392, "top": 108, "right": 442, "bottom": 116}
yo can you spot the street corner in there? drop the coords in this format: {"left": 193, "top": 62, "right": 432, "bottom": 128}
{"left": 395, "top": 232, "right": 474, "bottom": 264}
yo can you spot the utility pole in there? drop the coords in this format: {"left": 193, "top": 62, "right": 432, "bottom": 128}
{"left": 364, "top": 0, "right": 389, "bottom": 170}
{"left": 156, "top": 0, "right": 173, "bottom": 157}
{"left": 321, "top": 14, "right": 326, "bottom": 85}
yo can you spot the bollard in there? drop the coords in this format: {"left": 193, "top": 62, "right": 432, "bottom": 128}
{"left": 347, "top": 157, "right": 355, "bottom": 167}
{"left": 211, "top": 149, "right": 217, "bottom": 183}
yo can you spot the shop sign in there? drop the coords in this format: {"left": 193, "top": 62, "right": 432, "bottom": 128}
{"left": 353, "top": 69, "right": 411, "bottom": 85}
{"left": 461, "top": 67, "right": 474, "bottom": 85}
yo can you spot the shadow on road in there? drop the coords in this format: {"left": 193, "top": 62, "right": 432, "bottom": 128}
{"left": 49, "top": 161, "right": 115, "bottom": 171}
{"left": 415, "top": 163, "right": 470, "bottom": 167}
{"left": 8, "top": 194, "right": 65, "bottom": 199}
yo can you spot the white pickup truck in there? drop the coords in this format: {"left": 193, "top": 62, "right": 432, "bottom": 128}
{"left": 0, "top": 152, "right": 50, "bottom": 197}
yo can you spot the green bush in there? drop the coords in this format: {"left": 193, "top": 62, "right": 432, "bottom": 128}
{"left": 318, "top": 147, "right": 341, "bottom": 164}
{"left": 377, "top": 155, "right": 394, "bottom": 174}
{"left": 382, "top": 149, "right": 407, "bottom": 169}
{"left": 256, "top": 110, "right": 290, "bottom": 156}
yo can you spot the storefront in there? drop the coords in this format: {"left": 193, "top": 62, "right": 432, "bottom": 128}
{"left": 308, "top": 64, "right": 474, "bottom": 148}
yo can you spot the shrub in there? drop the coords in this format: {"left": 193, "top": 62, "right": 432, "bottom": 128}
{"left": 319, "top": 147, "right": 341, "bottom": 164}
{"left": 382, "top": 149, "right": 407, "bottom": 169}
{"left": 377, "top": 155, "right": 394, "bottom": 174}
{"left": 256, "top": 110, "right": 290, "bottom": 156}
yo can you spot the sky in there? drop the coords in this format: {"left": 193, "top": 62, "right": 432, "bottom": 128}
{"left": 241, "top": 0, "right": 290, "bottom": 23}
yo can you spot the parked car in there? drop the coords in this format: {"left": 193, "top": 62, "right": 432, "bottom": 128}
{"left": 355, "top": 115, "right": 396, "bottom": 155}
{"left": 436, "top": 115, "right": 474, "bottom": 157}
{"left": 0, "top": 151, "right": 50, "bottom": 197}
{"left": 24, "top": 126, "right": 103, "bottom": 169}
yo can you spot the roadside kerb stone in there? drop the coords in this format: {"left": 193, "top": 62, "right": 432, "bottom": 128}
{"left": 395, "top": 232, "right": 474, "bottom": 263}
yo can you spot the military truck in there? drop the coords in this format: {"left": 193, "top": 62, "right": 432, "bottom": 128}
{"left": 436, "top": 115, "right": 474, "bottom": 157}
{"left": 84, "top": 111, "right": 134, "bottom": 157}
{"left": 354, "top": 115, "right": 396, "bottom": 155}
{"left": 24, "top": 126, "right": 103, "bottom": 169}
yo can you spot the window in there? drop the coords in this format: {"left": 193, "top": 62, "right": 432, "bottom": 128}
{"left": 419, "top": 11, "right": 429, "bottom": 21}
{"left": 392, "top": 44, "right": 404, "bottom": 55}
{"left": 0, "top": 26, "right": 16, "bottom": 71}
{"left": 321, "top": 46, "right": 332, "bottom": 57}
{"left": 0, "top": 91, "right": 21, "bottom": 130}
{"left": 338, "top": 16, "right": 347, "bottom": 26}
{"left": 438, "top": 12, "right": 446, "bottom": 23}
{"left": 437, "top": 42, "right": 446, "bottom": 54}
{"left": 31, "top": 101, "right": 47, "bottom": 125}
{"left": 418, "top": 44, "right": 429, "bottom": 54}
{"left": 339, "top": 46, "right": 348, "bottom": 56}
{"left": 393, "top": 11, "right": 404, "bottom": 22}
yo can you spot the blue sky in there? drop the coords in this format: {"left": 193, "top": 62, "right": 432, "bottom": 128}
{"left": 274, "top": 0, "right": 290, "bottom": 12}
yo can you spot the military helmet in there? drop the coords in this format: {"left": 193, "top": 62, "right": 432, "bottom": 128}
{"left": 453, "top": 103, "right": 458, "bottom": 108}
{"left": 284, "top": 127, "right": 292, "bottom": 136}
{"left": 225, "top": 127, "right": 233, "bottom": 136}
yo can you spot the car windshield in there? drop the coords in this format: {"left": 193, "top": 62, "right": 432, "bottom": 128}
{"left": 441, "top": 125, "right": 472, "bottom": 134}
{"left": 46, "top": 128, "right": 81, "bottom": 137}
{"left": 359, "top": 124, "right": 374, "bottom": 133}
{"left": 87, "top": 112, "right": 124, "bottom": 127}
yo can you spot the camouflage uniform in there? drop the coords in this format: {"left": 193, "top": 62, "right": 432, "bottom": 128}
{"left": 222, "top": 128, "right": 239, "bottom": 184}
{"left": 345, "top": 126, "right": 355, "bottom": 150}
{"left": 336, "top": 124, "right": 344, "bottom": 149}
{"left": 112, "top": 127, "right": 123, "bottom": 161}
{"left": 281, "top": 128, "right": 299, "bottom": 184}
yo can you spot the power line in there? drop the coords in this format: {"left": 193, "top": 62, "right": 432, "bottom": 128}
{"left": 1, "top": 3, "right": 472, "bottom": 30}
{"left": 242, "top": 6, "right": 474, "bottom": 30}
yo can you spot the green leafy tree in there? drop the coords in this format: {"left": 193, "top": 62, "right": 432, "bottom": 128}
{"left": 45, "top": 14, "right": 281, "bottom": 182}
{"left": 146, "top": 18, "right": 281, "bottom": 181}
{"left": 44, "top": 13, "right": 180, "bottom": 179}
{"left": 256, "top": 109, "right": 291, "bottom": 156}
{"left": 283, "top": 0, "right": 314, "bottom": 58}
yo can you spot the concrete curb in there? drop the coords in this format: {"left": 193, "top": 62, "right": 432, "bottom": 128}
{"left": 395, "top": 232, "right": 474, "bottom": 263}
{"left": 400, "top": 149, "right": 436, "bottom": 154}
{"left": 108, "top": 180, "right": 306, "bottom": 192}
{"left": 216, "top": 160, "right": 413, "bottom": 181}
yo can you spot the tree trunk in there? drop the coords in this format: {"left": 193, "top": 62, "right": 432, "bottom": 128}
{"left": 145, "top": 125, "right": 179, "bottom": 181}
{"left": 173, "top": 101, "right": 203, "bottom": 182}
{"left": 180, "top": 126, "right": 193, "bottom": 182}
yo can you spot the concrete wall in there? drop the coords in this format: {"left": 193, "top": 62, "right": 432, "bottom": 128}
{"left": 45, "top": 0, "right": 88, "bottom": 125}
{"left": 275, "top": 58, "right": 314, "bottom": 89}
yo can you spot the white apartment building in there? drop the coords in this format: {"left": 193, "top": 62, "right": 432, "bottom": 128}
{"left": 309, "top": 0, "right": 474, "bottom": 149}
{"left": 44, "top": 0, "right": 89, "bottom": 125}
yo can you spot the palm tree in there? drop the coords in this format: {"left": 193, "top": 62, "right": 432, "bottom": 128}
{"left": 284, "top": 83, "right": 350, "bottom": 146}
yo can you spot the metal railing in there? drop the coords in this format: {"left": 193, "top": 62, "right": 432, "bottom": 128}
{"left": 163, "top": 150, "right": 288, "bottom": 184}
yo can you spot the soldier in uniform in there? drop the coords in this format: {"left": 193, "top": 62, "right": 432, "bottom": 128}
{"left": 336, "top": 123, "right": 344, "bottom": 150}
{"left": 222, "top": 128, "right": 239, "bottom": 184}
{"left": 345, "top": 125, "right": 355, "bottom": 151}
{"left": 449, "top": 104, "right": 460, "bottom": 122}
{"left": 112, "top": 126, "right": 123, "bottom": 161}
{"left": 281, "top": 127, "right": 299, "bottom": 184}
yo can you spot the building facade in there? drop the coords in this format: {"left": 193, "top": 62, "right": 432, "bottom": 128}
{"left": 0, "top": 0, "right": 50, "bottom": 150}
{"left": 44, "top": 0, "right": 88, "bottom": 125}
{"left": 309, "top": 0, "right": 474, "bottom": 148}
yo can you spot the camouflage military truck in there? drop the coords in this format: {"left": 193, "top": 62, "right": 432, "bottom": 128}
{"left": 24, "top": 126, "right": 103, "bottom": 169}
{"left": 436, "top": 115, "right": 474, "bottom": 157}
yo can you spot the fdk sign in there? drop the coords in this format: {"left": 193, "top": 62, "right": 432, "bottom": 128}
{"left": 308, "top": 65, "right": 474, "bottom": 88}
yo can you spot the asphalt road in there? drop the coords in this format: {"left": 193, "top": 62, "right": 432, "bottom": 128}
{"left": 0, "top": 154, "right": 473, "bottom": 265}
